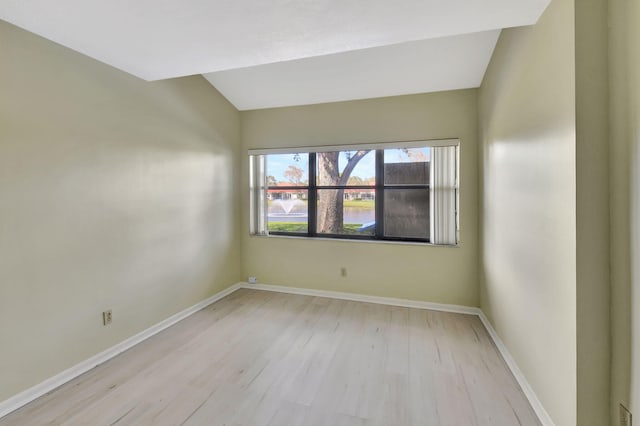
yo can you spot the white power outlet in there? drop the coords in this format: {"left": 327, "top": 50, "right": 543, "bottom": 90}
{"left": 102, "top": 310, "right": 112, "bottom": 326}
{"left": 248, "top": 276, "right": 257, "bottom": 284}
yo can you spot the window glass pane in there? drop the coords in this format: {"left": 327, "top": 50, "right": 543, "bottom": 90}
{"left": 384, "top": 147, "right": 430, "bottom": 185}
{"left": 317, "top": 151, "right": 375, "bottom": 186}
{"left": 267, "top": 189, "right": 308, "bottom": 233}
{"left": 251, "top": 143, "right": 457, "bottom": 244}
{"left": 383, "top": 188, "right": 429, "bottom": 239}
{"left": 317, "top": 189, "right": 375, "bottom": 236}
{"left": 266, "top": 153, "right": 309, "bottom": 187}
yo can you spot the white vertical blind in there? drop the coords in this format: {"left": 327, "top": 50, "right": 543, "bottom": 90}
{"left": 249, "top": 155, "right": 267, "bottom": 235}
{"left": 430, "top": 146, "right": 458, "bottom": 245}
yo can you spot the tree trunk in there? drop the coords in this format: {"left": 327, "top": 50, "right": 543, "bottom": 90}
{"left": 317, "top": 150, "right": 370, "bottom": 233}
{"left": 317, "top": 152, "right": 343, "bottom": 233}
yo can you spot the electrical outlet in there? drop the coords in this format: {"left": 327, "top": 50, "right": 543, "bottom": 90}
{"left": 102, "top": 310, "right": 112, "bottom": 326}
{"left": 621, "top": 404, "right": 632, "bottom": 426}
{"left": 248, "top": 276, "right": 257, "bottom": 284}
{"left": 340, "top": 267, "right": 347, "bottom": 277}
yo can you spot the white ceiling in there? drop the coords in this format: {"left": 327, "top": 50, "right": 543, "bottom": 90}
{"left": 0, "top": 0, "right": 550, "bottom": 110}
{"left": 204, "top": 30, "right": 501, "bottom": 110}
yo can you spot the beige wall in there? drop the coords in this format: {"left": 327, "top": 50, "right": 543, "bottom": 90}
{"left": 478, "top": 0, "right": 577, "bottom": 424}
{"left": 0, "top": 21, "right": 242, "bottom": 401}
{"left": 632, "top": 1, "right": 640, "bottom": 415}
{"left": 610, "top": 0, "right": 640, "bottom": 421}
{"left": 241, "top": 90, "right": 479, "bottom": 306}
{"left": 574, "top": 0, "right": 610, "bottom": 424}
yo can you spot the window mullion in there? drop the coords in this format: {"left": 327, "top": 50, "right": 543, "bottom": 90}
{"left": 375, "top": 150, "right": 384, "bottom": 239}
{"left": 308, "top": 152, "right": 317, "bottom": 237}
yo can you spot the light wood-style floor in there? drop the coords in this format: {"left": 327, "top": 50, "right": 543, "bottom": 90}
{"left": 0, "top": 289, "right": 540, "bottom": 426}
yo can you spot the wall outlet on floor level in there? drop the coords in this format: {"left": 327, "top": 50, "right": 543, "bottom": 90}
{"left": 102, "top": 310, "right": 112, "bottom": 326}
{"left": 621, "top": 404, "right": 632, "bottom": 426}
{"left": 248, "top": 276, "right": 257, "bottom": 284}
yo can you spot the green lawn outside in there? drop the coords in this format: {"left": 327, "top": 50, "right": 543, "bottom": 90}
{"left": 342, "top": 199, "right": 374, "bottom": 209}
{"left": 268, "top": 222, "right": 373, "bottom": 235}
{"left": 268, "top": 222, "right": 308, "bottom": 232}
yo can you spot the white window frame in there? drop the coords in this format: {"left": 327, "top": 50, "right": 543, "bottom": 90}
{"left": 249, "top": 139, "right": 459, "bottom": 245}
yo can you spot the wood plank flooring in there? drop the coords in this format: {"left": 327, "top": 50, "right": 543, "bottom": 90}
{"left": 0, "top": 289, "right": 541, "bottom": 426}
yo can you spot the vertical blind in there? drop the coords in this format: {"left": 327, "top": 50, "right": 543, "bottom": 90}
{"left": 429, "top": 145, "right": 458, "bottom": 245}
{"left": 249, "top": 155, "right": 267, "bottom": 235}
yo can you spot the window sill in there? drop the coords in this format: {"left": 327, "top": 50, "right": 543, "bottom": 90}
{"left": 249, "top": 233, "right": 460, "bottom": 248}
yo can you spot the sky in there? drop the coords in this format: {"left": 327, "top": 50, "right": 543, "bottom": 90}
{"left": 266, "top": 148, "right": 430, "bottom": 183}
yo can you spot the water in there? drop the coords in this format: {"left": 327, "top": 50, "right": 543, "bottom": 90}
{"left": 275, "top": 199, "right": 303, "bottom": 214}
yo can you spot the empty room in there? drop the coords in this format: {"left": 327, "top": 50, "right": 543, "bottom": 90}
{"left": 0, "top": 0, "right": 637, "bottom": 425}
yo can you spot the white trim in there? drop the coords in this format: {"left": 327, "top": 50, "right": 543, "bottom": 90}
{"left": 477, "top": 311, "right": 555, "bottom": 426}
{"left": 240, "top": 282, "right": 554, "bottom": 426}
{"left": 239, "top": 282, "right": 477, "bottom": 315}
{"left": 250, "top": 233, "right": 460, "bottom": 248}
{"left": 247, "top": 138, "right": 459, "bottom": 155}
{"left": 0, "top": 282, "right": 244, "bottom": 420}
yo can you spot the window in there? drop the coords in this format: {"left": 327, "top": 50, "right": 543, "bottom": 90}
{"left": 249, "top": 140, "right": 459, "bottom": 245}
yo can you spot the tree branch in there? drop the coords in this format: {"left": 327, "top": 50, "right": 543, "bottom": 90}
{"left": 338, "top": 150, "right": 370, "bottom": 186}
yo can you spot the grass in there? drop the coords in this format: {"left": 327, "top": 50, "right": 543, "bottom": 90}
{"left": 268, "top": 222, "right": 374, "bottom": 235}
{"left": 268, "top": 222, "right": 308, "bottom": 232}
{"left": 342, "top": 199, "right": 374, "bottom": 209}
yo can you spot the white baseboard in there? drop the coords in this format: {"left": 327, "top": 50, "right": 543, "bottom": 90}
{"left": 0, "top": 282, "right": 244, "bottom": 420}
{"left": 475, "top": 311, "right": 554, "bottom": 426}
{"left": 240, "top": 281, "right": 554, "bottom": 426}
{"left": 238, "top": 282, "right": 479, "bottom": 315}
{"left": 1, "top": 281, "right": 553, "bottom": 426}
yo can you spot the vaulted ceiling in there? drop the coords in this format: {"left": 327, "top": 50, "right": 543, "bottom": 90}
{"left": 0, "top": 0, "right": 550, "bottom": 110}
